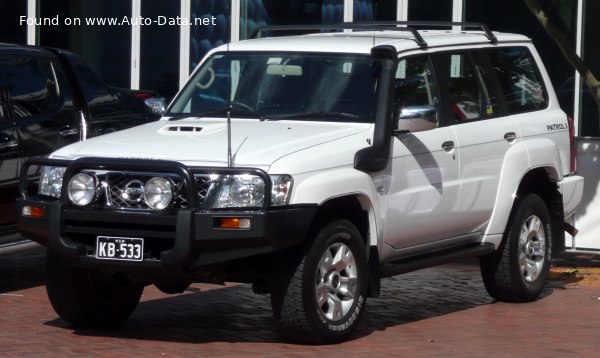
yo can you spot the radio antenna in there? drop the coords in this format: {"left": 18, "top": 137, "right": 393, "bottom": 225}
{"left": 227, "top": 105, "right": 233, "bottom": 167}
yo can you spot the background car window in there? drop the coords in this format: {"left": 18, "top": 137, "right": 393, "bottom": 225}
{"left": 487, "top": 47, "right": 548, "bottom": 114}
{"left": 0, "top": 57, "right": 57, "bottom": 120}
{"left": 437, "top": 52, "right": 497, "bottom": 123}
{"left": 73, "top": 63, "right": 114, "bottom": 103}
{"left": 394, "top": 55, "right": 440, "bottom": 129}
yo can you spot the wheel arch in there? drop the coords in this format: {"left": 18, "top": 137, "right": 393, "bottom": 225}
{"left": 308, "top": 194, "right": 375, "bottom": 248}
{"left": 306, "top": 194, "right": 382, "bottom": 298}
{"left": 514, "top": 167, "right": 565, "bottom": 257}
{"left": 485, "top": 166, "right": 564, "bottom": 255}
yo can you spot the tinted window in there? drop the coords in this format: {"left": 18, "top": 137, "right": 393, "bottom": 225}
{"left": 488, "top": 47, "right": 548, "bottom": 114}
{"left": 436, "top": 51, "right": 499, "bottom": 123}
{"left": 73, "top": 63, "right": 113, "bottom": 103}
{"left": 0, "top": 57, "right": 58, "bottom": 119}
{"left": 394, "top": 55, "right": 440, "bottom": 129}
{"left": 171, "top": 52, "right": 377, "bottom": 123}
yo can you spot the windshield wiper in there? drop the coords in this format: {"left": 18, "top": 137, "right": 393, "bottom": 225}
{"left": 269, "top": 111, "right": 360, "bottom": 121}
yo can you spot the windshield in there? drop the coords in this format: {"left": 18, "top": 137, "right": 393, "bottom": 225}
{"left": 169, "top": 52, "right": 377, "bottom": 123}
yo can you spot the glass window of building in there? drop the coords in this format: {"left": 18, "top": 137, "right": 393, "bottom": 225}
{"left": 0, "top": 0, "right": 27, "bottom": 44}
{"left": 141, "top": 2, "right": 180, "bottom": 101}
{"left": 581, "top": 0, "right": 600, "bottom": 137}
{"left": 239, "top": 0, "right": 344, "bottom": 40}
{"left": 39, "top": 0, "right": 132, "bottom": 88}
{"left": 190, "top": 0, "right": 231, "bottom": 71}
{"left": 408, "top": 0, "right": 452, "bottom": 21}
{"left": 354, "top": 0, "right": 396, "bottom": 21}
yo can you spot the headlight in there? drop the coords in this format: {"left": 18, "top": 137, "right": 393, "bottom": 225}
{"left": 39, "top": 166, "right": 66, "bottom": 198}
{"left": 68, "top": 173, "right": 97, "bottom": 206}
{"left": 143, "top": 177, "right": 173, "bottom": 210}
{"left": 212, "top": 174, "right": 292, "bottom": 208}
{"left": 214, "top": 175, "right": 265, "bottom": 208}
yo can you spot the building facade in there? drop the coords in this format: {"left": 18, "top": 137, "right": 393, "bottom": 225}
{"left": 2, "top": 0, "right": 598, "bottom": 250}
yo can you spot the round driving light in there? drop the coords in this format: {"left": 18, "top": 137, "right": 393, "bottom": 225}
{"left": 143, "top": 177, "right": 173, "bottom": 210}
{"left": 68, "top": 173, "right": 96, "bottom": 206}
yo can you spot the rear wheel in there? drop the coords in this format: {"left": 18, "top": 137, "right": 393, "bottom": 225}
{"left": 46, "top": 250, "right": 143, "bottom": 327}
{"left": 271, "top": 219, "right": 368, "bottom": 343}
{"left": 480, "top": 193, "right": 552, "bottom": 302}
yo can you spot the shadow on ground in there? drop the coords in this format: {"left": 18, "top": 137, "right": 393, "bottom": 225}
{"left": 0, "top": 246, "right": 46, "bottom": 293}
{"left": 44, "top": 261, "right": 564, "bottom": 345}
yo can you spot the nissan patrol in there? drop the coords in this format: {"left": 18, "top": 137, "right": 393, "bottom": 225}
{"left": 16, "top": 22, "right": 584, "bottom": 343}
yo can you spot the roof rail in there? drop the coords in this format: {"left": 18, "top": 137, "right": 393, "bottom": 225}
{"left": 249, "top": 21, "right": 498, "bottom": 49}
{"left": 353, "top": 21, "right": 498, "bottom": 44}
{"left": 250, "top": 23, "right": 428, "bottom": 49}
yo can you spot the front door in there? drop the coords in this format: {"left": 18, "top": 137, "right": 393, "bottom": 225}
{"left": 382, "top": 55, "right": 463, "bottom": 251}
{"left": 0, "top": 80, "right": 20, "bottom": 227}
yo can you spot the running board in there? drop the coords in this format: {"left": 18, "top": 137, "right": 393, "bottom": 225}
{"left": 379, "top": 243, "right": 495, "bottom": 278}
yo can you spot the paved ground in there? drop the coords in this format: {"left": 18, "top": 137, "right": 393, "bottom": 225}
{"left": 2, "top": 246, "right": 600, "bottom": 357}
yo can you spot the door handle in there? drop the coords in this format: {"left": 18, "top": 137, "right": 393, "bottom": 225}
{"left": 504, "top": 132, "right": 517, "bottom": 142}
{"left": 0, "top": 137, "right": 18, "bottom": 150}
{"left": 441, "top": 141, "right": 455, "bottom": 152}
{"left": 60, "top": 126, "right": 79, "bottom": 137}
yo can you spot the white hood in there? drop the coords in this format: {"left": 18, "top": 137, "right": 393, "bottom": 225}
{"left": 51, "top": 117, "right": 372, "bottom": 170}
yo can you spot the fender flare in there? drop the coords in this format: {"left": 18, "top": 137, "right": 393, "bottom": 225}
{"left": 291, "top": 168, "right": 381, "bottom": 248}
{"left": 483, "top": 138, "right": 562, "bottom": 247}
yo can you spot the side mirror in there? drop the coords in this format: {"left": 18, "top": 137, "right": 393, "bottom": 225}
{"left": 145, "top": 97, "right": 167, "bottom": 116}
{"left": 395, "top": 105, "right": 438, "bottom": 133}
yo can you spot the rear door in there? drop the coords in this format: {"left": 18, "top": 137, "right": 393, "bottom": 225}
{"left": 434, "top": 49, "right": 520, "bottom": 232}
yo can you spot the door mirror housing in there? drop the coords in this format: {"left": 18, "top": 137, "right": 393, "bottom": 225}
{"left": 145, "top": 97, "right": 167, "bottom": 116}
{"left": 395, "top": 105, "right": 438, "bottom": 133}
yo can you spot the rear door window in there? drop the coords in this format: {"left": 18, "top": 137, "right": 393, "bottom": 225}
{"left": 435, "top": 51, "right": 500, "bottom": 123}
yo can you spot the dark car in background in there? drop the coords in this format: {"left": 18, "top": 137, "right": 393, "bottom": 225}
{"left": 0, "top": 43, "right": 163, "bottom": 252}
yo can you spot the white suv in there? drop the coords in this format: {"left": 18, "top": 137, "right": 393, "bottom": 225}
{"left": 17, "top": 22, "right": 584, "bottom": 343}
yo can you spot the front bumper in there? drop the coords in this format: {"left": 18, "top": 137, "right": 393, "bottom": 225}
{"left": 16, "top": 157, "right": 317, "bottom": 277}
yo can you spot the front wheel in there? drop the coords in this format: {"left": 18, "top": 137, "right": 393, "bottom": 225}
{"left": 46, "top": 250, "right": 144, "bottom": 327}
{"left": 271, "top": 219, "right": 369, "bottom": 344}
{"left": 480, "top": 193, "right": 552, "bottom": 302}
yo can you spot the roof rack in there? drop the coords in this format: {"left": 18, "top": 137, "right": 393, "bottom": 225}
{"left": 250, "top": 23, "right": 428, "bottom": 49}
{"left": 249, "top": 21, "right": 498, "bottom": 49}
{"left": 353, "top": 21, "right": 498, "bottom": 44}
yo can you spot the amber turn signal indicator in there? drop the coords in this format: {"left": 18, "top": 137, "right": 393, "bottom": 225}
{"left": 214, "top": 217, "right": 251, "bottom": 230}
{"left": 22, "top": 205, "right": 46, "bottom": 218}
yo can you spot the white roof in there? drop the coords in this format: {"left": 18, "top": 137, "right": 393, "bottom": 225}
{"left": 226, "top": 30, "right": 531, "bottom": 54}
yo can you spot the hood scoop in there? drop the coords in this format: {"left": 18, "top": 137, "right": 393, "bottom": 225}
{"left": 160, "top": 124, "right": 203, "bottom": 134}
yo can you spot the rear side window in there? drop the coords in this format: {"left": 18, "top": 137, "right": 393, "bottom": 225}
{"left": 487, "top": 47, "right": 548, "bottom": 114}
{"left": 0, "top": 56, "right": 58, "bottom": 119}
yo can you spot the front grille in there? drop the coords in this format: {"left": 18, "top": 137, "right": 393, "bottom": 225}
{"left": 172, "top": 175, "right": 216, "bottom": 209}
{"left": 104, "top": 172, "right": 217, "bottom": 210}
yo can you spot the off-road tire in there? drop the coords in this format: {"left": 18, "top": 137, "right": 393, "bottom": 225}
{"left": 46, "top": 250, "right": 144, "bottom": 327}
{"left": 271, "top": 219, "right": 368, "bottom": 344}
{"left": 480, "top": 193, "right": 552, "bottom": 302}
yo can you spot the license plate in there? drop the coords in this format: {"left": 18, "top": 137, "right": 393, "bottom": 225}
{"left": 96, "top": 236, "right": 144, "bottom": 261}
